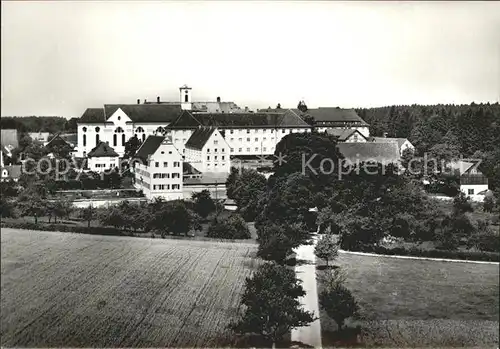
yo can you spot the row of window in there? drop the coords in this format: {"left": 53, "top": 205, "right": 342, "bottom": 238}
{"left": 229, "top": 147, "right": 273, "bottom": 153}
{"left": 154, "top": 161, "right": 180, "bottom": 168}
{"left": 207, "top": 155, "right": 226, "bottom": 161}
{"left": 94, "top": 163, "right": 114, "bottom": 168}
{"left": 229, "top": 137, "right": 276, "bottom": 142}
{"left": 152, "top": 173, "right": 181, "bottom": 179}
{"left": 153, "top": 184, "right": 181, "bottom": 190}
{"left": 135, "top": 168, "right": 150, "bottom": 178}
{"left": 206, "top": 163, "right": 226, "bottom": 168}
{"left": 206, "top": 148, "right": 225, "bottom": 153}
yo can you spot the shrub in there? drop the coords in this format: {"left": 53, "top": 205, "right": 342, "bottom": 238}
{"left": 206, "top": 214, "right": 250, "bottom": 239}
{"left": 0, "top": 221, "right": 125, "bottom": 236}
{"left": 319, "top": 284, "right": 359, "bottom": 332}
{"left": 314, "top": 234, "right": 339, "bottom": 266}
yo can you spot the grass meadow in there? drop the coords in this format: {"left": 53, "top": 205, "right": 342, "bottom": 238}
{"left": 317, "top": 252, "right": 499, "bottom": 347}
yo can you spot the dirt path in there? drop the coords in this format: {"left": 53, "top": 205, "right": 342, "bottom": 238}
{"left": 291, "top": 237, "right": 322, "bottom": 348}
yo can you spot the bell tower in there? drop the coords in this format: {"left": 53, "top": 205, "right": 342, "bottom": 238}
{"left": 179, "top": 85, "right": 192, "bottom": 110}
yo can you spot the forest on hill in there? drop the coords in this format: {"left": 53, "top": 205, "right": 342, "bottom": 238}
{"left": 0, "top": 116, "right": 78, "bottom": 134}
{"left": 356, "top": 103, "right": 500, "bottom": 191}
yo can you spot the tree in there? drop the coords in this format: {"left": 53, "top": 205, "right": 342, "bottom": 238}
{"left": 231, "top": 263, "right": 315, "bottom": 348}
{"left": 483, "top": 195, "right": 494, "bottom": 213}
{"left": 146, "top": 200, "right": 199, "bottom": 236}
{"left": 191, "top": 189, "right": 216, "bottom": 218}
{"left": 124, "top": 134, "right": 142, "bottom": 159}
{"left": 16, "top": 184, "right": 48, "bottom": 224}
{"left": 319, "top": 284, "right": 359, "bottom": 332}
{"left": 452, "top": 191, "right": 474, "bottom": 215}
{"left": 206, "top": 214, "right": 250, "bottom": 239}
{"left": 314, "top": 234, "right": 339, "bottom": 266}
{"left": 256, "top": 223, "right": 310, "bottom": 264}
{"left": 297, "top": 100, "right": 308, "bottom": 113}
{"left": 99, "top": 206, "right": 125, "bottom": 229}
{"left": 79, "top": 205, "right": 95, "bottom": 228}
{"left": 227, "top": 168, "right": 267, "bottom": 221}
{"left": 0, "top": 197, "right": 16, "bottom": 218}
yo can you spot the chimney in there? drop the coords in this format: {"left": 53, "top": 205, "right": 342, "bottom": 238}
{"left": 245, "top": 106, "right": 249, "bottom": 112}
{"left": 157, "top": 96, "right": 160, "bottom": 104}
{"left": 216, "top": 96, "right": 221, "bottom": 103}
{"left": 137, "top": 99, "right": 140, "bottom": 104}
{"left": 144, "top": 99, "right": 147, "bottom": 104}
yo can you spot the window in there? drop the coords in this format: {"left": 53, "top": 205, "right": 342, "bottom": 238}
{"left": 113, "top": 134, "right": 117, "bottom": 147}
{"left": 214, "top": 140, "right": 218, "bottom": 145}
{"left": 172, "top": 184, "right": 180, "bottom": 190}
{"left": 207, "top": 156, "right": 210, "bottom": 160}
{"left": 122, "top": 134, "right": 125, "bottom": 145}
{"left": 468, "top": 189, "right": 474, "bottom": 195}
{"left": 263, "top": 147, "right": 267, "bottom": 151}
{"left": 82, "top": 127, "right": 87, "bottom": 132}
{"left": 230, "top": 148, "right": 234, "bottom": 152}
{"left": 230, "top": 130, "right": 234, "bottom": 134}
{"left": 163, "top": 162, "right": 168, "bottom": 167}
{"left": 182, "top": 138, "right": 186, "bottom": 143}
{"left": 172, "top": 173, "right": 180, "bottom": 178}
{"left": 155, "top": 162, "right": 159, "bottom": 167}
{"left": 207, "top": 163, "right": 211, "bottom": 167}
{"left": 184, "top": 94, "right": 189, "bottom": 102}
{"left": 215, "top": 164, "right": 218, "bottom": 167}
{"left": 271, "top": 129, "right": 274, "bottom": 133}
{"left": 175, "top": 138, "right": 179, "bottom": 142}
{"left": 255, "top": 147, "right": 258, "bottom": 152}
{"left": 207, "top": 148, "right": 210, "bottom": 152}
{"left": 247, "top": 129, "right": 250, "bottom": 133}
{"left": 173, "top": 162, "right": 180, "bottom": 167}
{"left": 214, "top": 148, "right": 218, "bottom": 152}
{"left": 281, "top": 129, "right": 285, "bottom": 133}
{"left": 83, "top": 151, "right": 86, "bottom": 157}
{"left": 246, "top": 148, "right": 250, "bottom": 152}
{"left": 230, "top": 138, "right": 234, "bottom": 141}
{"left": 255, "top": 138, "right": 258, "bottom": 142}
{"left": 221, "top": 148, "right": 225, "bottom": 152}
{"left": 96, "top": 134, "right": 100, "bottom": 144}
{"left": 238, "top": 138, "right": 242, "bottom": 142}
{"left": 169, "top": 151, "right": 172, "bottom": 154}
{"left": 142, "top": 134, "right": 146, "bottom": 142}
{"left": 247, "top": 138, "right": 250, "bottom": 142}
{"left": 238, "top": 148, "right": 242, "bottom": 152}
{"left": 83, "top": 135, "right": 86, "bottom": 147}
{"left": 95, "top": 127, "right": 100, "bottom": 132}
{"left": 222, "top": 156, "right": 225, "bottom": 160}
{"left": 263, "top": 137, "right": 267, "bottom": 141}
{"left": 214, "top": 156, "right": 218, "bottom": 160}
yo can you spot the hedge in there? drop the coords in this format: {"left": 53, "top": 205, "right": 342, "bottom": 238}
{"left": 1, "top": 221, "right": 125, "bottom": 237}
{"left": 353, "top": 244, "right": 499, "bottom": 262}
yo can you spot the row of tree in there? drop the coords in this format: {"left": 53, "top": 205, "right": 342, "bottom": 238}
{"left": 0, "top": 116, "right": 78, "bottom": 134}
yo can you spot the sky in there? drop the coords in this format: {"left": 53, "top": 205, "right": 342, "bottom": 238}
{"left": 1, "top": 1, "right": 500, "bottom": 118}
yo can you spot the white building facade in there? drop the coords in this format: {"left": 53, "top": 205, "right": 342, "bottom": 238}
{"left": 134, "top": 135, "right": 183, "bottom": 201}
{"left": 184, "top": 127, "right": 231, "bottom": 173}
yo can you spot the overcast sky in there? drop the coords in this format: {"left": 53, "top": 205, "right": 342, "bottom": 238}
{"left": 2, "top": 1, "right": 500, "bottom": 118}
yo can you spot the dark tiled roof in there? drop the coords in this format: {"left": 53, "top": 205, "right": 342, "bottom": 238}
{"left": 134, "top": 135, "right": 165, "bottom": 163}
{"left": 169, "top": 110, "right": 309, "bottom": 129}
{"left": 1, "top": 165, "right": 22, "bottom": 179}
{"left": 185, "top": 127, "right": 216, "bottom": 150}
{"left": 301, "top": 108, "right": 368, "bottom": 126}
{"left": 104, "top": 104, "right": 182, "bottom": 123}
{"left": 326, "top": 128, "right": 366, "bottom": 141}
{"left": 80, "top": 108, "right": 106, "bottom": 123}
{"left": 337, "top": 142, "right": 400, "bottom": 164}
{"left": 46, "top": 133, "right": 73, "bottom": 149}
{"left": 87, "top": 141, "right": 119, "bottom": 158}
{"left": 183, "top": 162, "right": 202, "bottom": 175}
{"left": 371, "top": 137, "right": 410, "bottom": 149}
{"left": 1, "top": 129, "right": 19, "bottom": 149}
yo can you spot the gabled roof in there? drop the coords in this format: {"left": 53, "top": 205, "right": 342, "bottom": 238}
{"left": 46, "top": 133, "right": 73, "bottom": 149}
{"left": 1, "top": 165, "right": 22, "bottom": 179}
{"left": 326, "top": 128, "right": 366, "bottom": 141}
{"left": 168, "top": 110, "right": 310, "bottom": 129}
{"left": 185, "top": 127, "right": 216, "bottom": 150}
{"left": 1, "top": 129, "right": 19, "bottom": 149}
{"left": 337, "top": 142, "right": 400, "bottom": 164}
{"left": 371, "top": 137, "right": 410, "bottom": 149}
{"left": 80, "top": 108, "right": 106, "bottom": 123}
{"left": 448, "top": 160, "right": 480, "bottom": 176}
{"left": 183, "top": 162, "right": 202, "bottom": 175}
{"left": 87, "top": 142, "right": 119, "bottom": 158}
{"left": 104, "top": 104, "right": 182, "bottom": 123}
{"left": 134, "top": 135, "right": 165, "bottom": 163}
{"left": 301, "top": 108, "right": 368, "bottom": 126}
